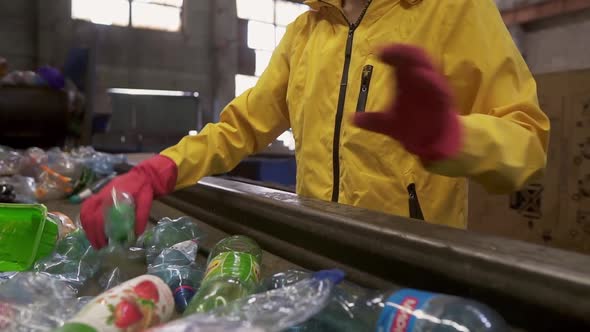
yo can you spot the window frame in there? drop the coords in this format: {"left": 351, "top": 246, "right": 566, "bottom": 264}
{"left": 234, "top": 0, "right": 308, "bottom": 97}
{"left": 71, "top": 0, "right": 184, "bottom": 32}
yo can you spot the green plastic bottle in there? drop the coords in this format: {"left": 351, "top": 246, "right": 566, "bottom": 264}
{"left": 104, "top": 189, "right": 135, "bottom": 246}
{"left": 183, "top": 235, "right": 262, "bottom": 314}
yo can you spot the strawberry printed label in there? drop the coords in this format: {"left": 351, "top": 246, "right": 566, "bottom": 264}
{"left": 203, "top": 252, "right": 260, "bottom": 285}
{"left": 66, "top": 275, "right": 174, "bottom": 332}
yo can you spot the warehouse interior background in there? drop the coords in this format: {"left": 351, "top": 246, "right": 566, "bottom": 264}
{"left": 1, "top": 0, "right": 590, "bottom": 253}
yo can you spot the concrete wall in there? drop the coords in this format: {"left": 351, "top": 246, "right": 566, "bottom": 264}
{"left": 0, "top": 1, "right": 38, "bottom": 71}
{"left": 523, "top": 8, "right": 590, "bottom": 74}
{"left": 494, "top": 0, "right": 590, "bottom": 74}
{"left": 36, "top": 0, "right": 216, "bottom": 115}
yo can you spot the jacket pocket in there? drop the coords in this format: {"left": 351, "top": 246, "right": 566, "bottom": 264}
{"left": 355, "top": 65, "right": 373, "bottom": 113}
{"left": 407, "top": 183, "right": 424, "bottom": 220}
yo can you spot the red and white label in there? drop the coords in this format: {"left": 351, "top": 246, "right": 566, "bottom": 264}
{"left": 391, "top": 297, "right": 418, "bottom": 332}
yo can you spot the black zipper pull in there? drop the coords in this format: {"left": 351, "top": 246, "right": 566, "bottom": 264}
{"left": 356, "top": 65, "right": 373, "bottom": 113}
{"left": 407, "top": 183, "right": 424, "bottom": 220}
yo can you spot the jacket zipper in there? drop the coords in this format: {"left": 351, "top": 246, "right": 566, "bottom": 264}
{"left": 356, "top": 65, "right": 373, "bottom": 113}
{"left": 407, "top": 183, "right": 425, "bottom": 220}
{"left": 331, "top": 1, "right": 372, "bottom": 203}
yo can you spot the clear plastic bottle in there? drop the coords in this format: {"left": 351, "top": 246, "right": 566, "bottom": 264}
{"left": 183, "top": 235, "right": 262, "bottom": 314}
{"left": 140, "top": 217, "right": 205, "bottom": 313}
{"left": 138, "top": 217, "right": 203, "bottom": 265}
{"left": 147, "top": 240, "right": 203, "bottom": 313}
{"left": 266, "top": 270, "right": 510, "bottom": 332}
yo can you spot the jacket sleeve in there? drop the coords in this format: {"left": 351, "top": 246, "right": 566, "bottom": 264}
{"left": 160, "top": 23, "right": 295, "bottom": 190}
{"left": 427, "top": 0, "right": 550, "bottom": 194}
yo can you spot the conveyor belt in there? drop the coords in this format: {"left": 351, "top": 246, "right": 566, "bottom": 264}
{"left": 159, "top": 176, "right": 590, "bottom": 332}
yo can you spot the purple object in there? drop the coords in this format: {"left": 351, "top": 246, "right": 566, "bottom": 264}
{"left": 37, "top": 66, "right": 65, "bottom": 90}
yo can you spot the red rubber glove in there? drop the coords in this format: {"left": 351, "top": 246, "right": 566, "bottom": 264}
{"left": 80, "top": 155, "right": 178, "bottom": 249}
{"left": 354, "top": 44, "right": 462, "bottom": 163}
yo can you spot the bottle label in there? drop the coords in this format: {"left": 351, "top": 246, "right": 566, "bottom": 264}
{"left": 203, "top": 252, "right": 260, "bottom": 285}
{"left": 376, "top": 289, "right": 435, "bottom": 332}
{"left": 69, "top": 275, "right": 174, "bottom": 331}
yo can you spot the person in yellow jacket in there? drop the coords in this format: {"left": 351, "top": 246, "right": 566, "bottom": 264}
{"left": 81, "top": 0, "right": 549, "bottom": 248}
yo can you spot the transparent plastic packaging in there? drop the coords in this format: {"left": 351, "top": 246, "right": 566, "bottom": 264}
{"left": 0, "top": 175, "right": 37, "bottom": 204}
{"left": 0, "top": 148, "right": 22, "bottom": 176}
{"left": 70, "top": 146, "right": 127, "bottom": 176}
{"left": 104, "top": 189, "right": 136, "bottom": 246}
{"left": 34, "top": 230, "right": 100, "bottom": 290}
{"left": 265, "top": 271, "right": 510, "bottom": 332}
{"left": 151, "top": 270, "right": 344, "bottom": 332}
{"left": 47, "top": 212, "right": 78, "bottom": 239}
{"left": 18, "top": 147, "right": 47, "bottom": 179}
{"left": 35, "top": 150, "right": 82, "bottom": 202}
{"left": 97, "top": 246, "right": 147, "bottom": 291}
{"left": 141, "top": 217, "right": 205, "bottom": 313}
{"left": 96, "top": 189, "right": 147, "bottom": 290}
{"left": 138, "top": 217, "right": 203, "bottom": 265}
{"left": 0, "top": 272, "right": 80, "bottom": 331}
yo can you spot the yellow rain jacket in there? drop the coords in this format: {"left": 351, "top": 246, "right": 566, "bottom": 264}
{"left": 161, "top": 0, "right": 550, "bottom": 229}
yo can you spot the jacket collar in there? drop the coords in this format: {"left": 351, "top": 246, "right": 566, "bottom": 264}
{"left": 304, "top": 0, "right": 422, "bottom": 11}
{"left": 304, "top": 0, "right": 423, "bottom": 26}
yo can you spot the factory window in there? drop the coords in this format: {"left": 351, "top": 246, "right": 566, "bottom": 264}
{"left": 71, "top": 0, "right": 183, "bottom": 32}
{"left": 234, "top": 0, "right": 308, "bottom": 96}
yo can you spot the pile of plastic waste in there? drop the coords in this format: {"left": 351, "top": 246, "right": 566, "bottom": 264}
{"left": 0, "top": 189, "right": 510, "bottom": 331}
{"left": 0, "top": 145, "right": 126, "bottom": 204}
{"left": 0, "top": 63, "right": 65, "bottom": 90}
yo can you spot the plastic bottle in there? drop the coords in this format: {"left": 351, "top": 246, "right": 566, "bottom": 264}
{"left": 138, "top": 217, "right": 205, "bottom": 313}
{"left": 104, "top": 189, "right": 135, "bottom": 246}
{"left": 149, "top": 262, "right": 203, "bottom": 314}
{"left": 265, "top": 270, "right": 510, "bottom": 332}
{"left": 0, "top": 272, "right": 80, "bottom": 331}
{"left": 138, "top": 216, "right": 203, "bottom": 265}
{"left": 34, "top": 229, "right": 100, "bottom": 290}
{"left": 147, "top": 239, "right": 203, "bottom": 313}
{"left": 151, "top": 269, "right": 345, "bottom": 332}
{"left": 183, "top": 235, "right": 262, "bottom": 314}
{"left": 55, "top": 275, "right": 174, "bottom": 332}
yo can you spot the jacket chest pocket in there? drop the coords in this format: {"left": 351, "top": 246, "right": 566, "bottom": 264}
{"left": 355, "top": 64, "right": 373, "bottom": 113}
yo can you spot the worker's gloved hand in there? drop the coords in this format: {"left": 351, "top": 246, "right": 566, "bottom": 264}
{"left": 353, "top": 44, "right": 462, "bottom": 163}
{"left": 80, "top": 155, "right": 178, "bottom": 249}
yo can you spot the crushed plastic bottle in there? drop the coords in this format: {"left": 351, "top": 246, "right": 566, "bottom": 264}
{"left": 34, "top": 230, "right": 100, "bottom": 291}
{"left": 141, "top": 217, "right": 205, "bottom": 313}
{"left": 147, "top": 240, "right": 204, "bottom": 313}
{"left": 0, "top": 147, "right": 22, "bottom": 176}
{"left": 96, "top": 189, "right": 147, "bottom": 291}
{"left": 0, "top": 175, "right": 37, "bottom": 203}
{"left": 138, "top": 217, "right": 203, "bottom": 265}
{"left": 183, "top": 235, "right": 262, "bottom": 314}
{"left": 264, "top": 270, "right": 510, "bottom": 332}
{"left": 0, "top": 272, "right": 80, "bottom": 331}
{"left": 151, "top": 269, "right": 345, "bottom": 332}
{"left": 70, "top": 146, "right": 127, "bottom": 176}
